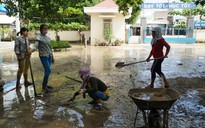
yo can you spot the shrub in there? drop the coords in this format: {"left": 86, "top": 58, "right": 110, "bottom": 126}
{"left": 114, "top": 39, "right": 124, "bottom": 46}
{"left": 51, "top": 40, "right": 71, "bottom": 49}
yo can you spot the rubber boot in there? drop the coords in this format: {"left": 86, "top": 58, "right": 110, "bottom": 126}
{"left": 145, "top": 79, "right": 154, "bottom": 88}
{"left": 24, "top": 74, "right": 32, "bottom": 87}
{"left": 162, "top": 76, "right": 169, "bottom": 88}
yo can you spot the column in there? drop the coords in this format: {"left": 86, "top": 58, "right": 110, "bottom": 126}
{"left": 186, "top": 17, "right": 194, "bottom": 38}
{"left": 140, "top": 17, "right": 147, "bottom": 44}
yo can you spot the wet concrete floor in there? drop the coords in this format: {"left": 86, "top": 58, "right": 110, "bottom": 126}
{"left": 0, "top": 43, "right": 205, "bottom": 128}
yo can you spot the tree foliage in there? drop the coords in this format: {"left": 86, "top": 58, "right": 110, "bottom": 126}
{"left": 1, "top": 0, "right": 100, "bottom": 24}
{"left": 1, "top": 0, "right": 143, "bottom": 26}
{"left": 180, "top": 0, "right": 205, "bottom": 6}
{"left": 174, "top": 21, "right": 186, "bottom": 28}
{"left": 1, "top": 0, "right": 97, "bottom": 33}
{"left": 193, "top": 0, "right": 205, "bottom": 6}
{"left": 169, "top": 8, "right": 205, "bottom": 17}
{"left": 169, "top": 0, "right": 205, "bottom": 21}
{"left": 28, "top": 22, "right": 88, "bottom": 32}
{"left": 116, "top": 0, "right": 143, "bottom": 24}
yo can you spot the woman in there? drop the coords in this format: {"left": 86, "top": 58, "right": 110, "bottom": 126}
{"left": 70, "top": 67, "right": 110, "bottom": 109}
{"left": 32, "top": 24, "right": 54, "bottom": 93}
{"left": 146, "top": 27, "right": 170, "bottom": 88}
{"left": 14, "top": 27, "right": 32, "bottom": 90}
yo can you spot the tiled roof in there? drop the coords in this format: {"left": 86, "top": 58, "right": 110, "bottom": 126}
{"left": 94, "top": 0, "right": 118, "bottom": 7}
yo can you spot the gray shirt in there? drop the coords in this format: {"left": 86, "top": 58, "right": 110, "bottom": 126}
{"left": 14, "top": 36, "right": 30, "bottom": 59}
{"left": 33, "top": 34, "right": 52, "bottom": 57}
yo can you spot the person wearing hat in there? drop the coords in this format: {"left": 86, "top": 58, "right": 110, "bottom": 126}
{"left": 69, "top": 67, "right": 110, "bottom": 109}
{"left": 14, "top": 27, "right": 33, "bottom": 90}
{"left": 146, "top": 27, "right": 170, "bottom": 88}
{"left": 31, "top": 24, "right": 54, "bottom": 93}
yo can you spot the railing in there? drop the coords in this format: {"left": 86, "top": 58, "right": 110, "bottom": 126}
{"left": 145, "top": 27, "right": 196, "bottom": 38}
{"left": 143, "top": 27, "right": 197, "bottom": 44}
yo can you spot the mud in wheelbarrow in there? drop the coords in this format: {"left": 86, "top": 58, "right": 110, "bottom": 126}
{"left": 128, "top": 88, "right": 180, "bottom": 128}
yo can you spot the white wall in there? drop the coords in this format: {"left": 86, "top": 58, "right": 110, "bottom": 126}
{"left": 112, "top": 14, "right": 125, "bottom": 41}
{"left": 28, "top": 30, "right": 91, "bottom": 42}
{"left": 195, "top": 29, "right": 205, "bottom": 41}
{"left": 91, "top": 14, "right": 104, "bottom": 44}
{"left": 90, "top": 13, "right": 126, "bottom": 45}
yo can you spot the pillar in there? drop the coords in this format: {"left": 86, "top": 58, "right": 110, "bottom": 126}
{"left": 186, "top": 17, "right": 194, "bottom": 38}
{"left": 140, "top": 17, "right": 147, "bottom": 44}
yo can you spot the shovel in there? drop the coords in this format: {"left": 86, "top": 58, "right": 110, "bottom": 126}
{"left": 25, "top": 38, "right": 39, "bottom": 97}
{"left": 115, "top": 56, "right": 168, "bottom": 69}
{"left": 115, "top": 59, "right": 155, "bottom": 69}
{"left": 65, "top": 76, "right": 82, "bottom": 83}
{"left": 65, "top": 76, "right": 86, "bottom": 99}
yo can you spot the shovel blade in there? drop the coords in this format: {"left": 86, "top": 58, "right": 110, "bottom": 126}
{"left": 115, "top": 62, "right": 125, "bottom": 69}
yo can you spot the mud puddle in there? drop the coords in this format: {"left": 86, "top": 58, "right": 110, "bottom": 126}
{"left": 0, "top": 80, "right": 110, "bottom": 128}
{"left": 0, "top": 44, "right": 205, "bottom": 128}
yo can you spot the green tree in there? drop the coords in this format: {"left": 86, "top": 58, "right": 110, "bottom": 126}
{"left": 169, "top": 8, "right": 205, "bottom": 17}
{"left": 1, "top": 0, "right": 96, "bottom": 41}
{"left": 169, "top": 0, "right": 205, "bottom": 21}
{"left": 116, "top": 0, "right": 143, "bottom": 24}
{"left": 192, "top": 0, "right": 205, "bottom": 6}
{"left": 1, "top": 0, "right": 143, "bottom": 25}
{"left": 1, "top": 0, "right": 101, "bottom": 24}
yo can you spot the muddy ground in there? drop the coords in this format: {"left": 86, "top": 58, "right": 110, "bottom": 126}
{"left": 0, "top": 43, "right": 205, "bottom": 128}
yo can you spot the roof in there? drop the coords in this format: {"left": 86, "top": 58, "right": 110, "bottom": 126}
{"left": 94, "top": 0, "right": 118, "bottom": 7}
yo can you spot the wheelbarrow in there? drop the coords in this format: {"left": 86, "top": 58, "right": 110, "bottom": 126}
{"left": 128, "top": 88, "right": 180, "bottom": 128}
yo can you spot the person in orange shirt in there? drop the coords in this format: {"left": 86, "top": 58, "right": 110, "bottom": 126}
{"left": 146, "top": 27, "right": 170, "bottom": 88}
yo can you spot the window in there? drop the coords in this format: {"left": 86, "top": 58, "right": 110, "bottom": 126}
{"left": 103, "top": 19, "right": 112, "bottom": 34}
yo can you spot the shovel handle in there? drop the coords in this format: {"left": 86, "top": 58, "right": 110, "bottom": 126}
{"left": 122, "top": 59, "right": 154, "bottom": 67}
{"left": 65, "top": 76, "right": 82, "bottom": 83}
{"left": 122, "top": 56, "right": 167, "bottom": 67}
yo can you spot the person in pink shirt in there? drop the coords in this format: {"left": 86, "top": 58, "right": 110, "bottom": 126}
{"left": 146, "top": 27, "right": 170, "bottom": 88}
